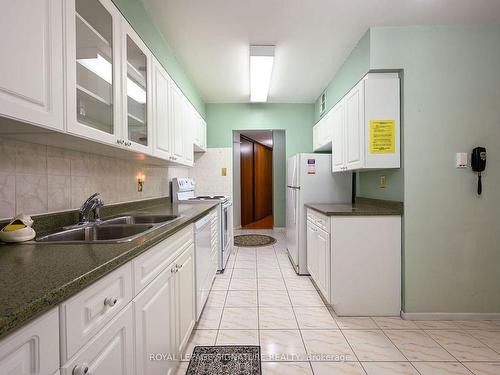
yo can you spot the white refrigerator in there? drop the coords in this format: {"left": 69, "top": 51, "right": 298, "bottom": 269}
{"left": 286, "top": 153, "right": 352, "bottom": 275}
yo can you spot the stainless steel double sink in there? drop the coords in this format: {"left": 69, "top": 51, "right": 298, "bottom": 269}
{"left": 35, "top": 215, "right": 181, "bottom": 243}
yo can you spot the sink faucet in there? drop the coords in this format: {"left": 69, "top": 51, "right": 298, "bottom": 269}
{"left": 79, "top": 193, "right": 104, "bottom": 225}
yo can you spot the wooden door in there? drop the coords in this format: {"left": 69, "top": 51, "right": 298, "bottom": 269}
{"left": 254, "top": 142, "right": 273, "bottom": 221}
{"left": 240, "top": 136, "right": 254, "bottom": 226}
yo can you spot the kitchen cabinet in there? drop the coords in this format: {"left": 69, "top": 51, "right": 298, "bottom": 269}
{"left": 61, "top": 305, "right": 134, "bottom": 375}
{"left": 152, "top": 57, "right": 196, "bottom": 165}
{"left": 175, "top": 245, "right": 196, "bottom": 354}
{"left": 312, "top": 111, "right": 332, "bottom": 152}
{"left": 331, "top": 73, "right": 400, "bottom": 172}
{"left": 134, "top": 267, "right": 176, "bottom": 375}
{"left": 182, "top": 98, "right": 194, "bottom": 166}
{"left": 2, "top": 0, "right": 204, "bottom": 166}
{"left": 306, "top": 212, "right": 330, "bottom": 300}
{"left": 193, "top": 114, "right": 207, "bottom": 152}
{"left": 306, "top": 208, "right": 401, "bottom": 316}
{"left": 171, "top": 84, "right": 186, "bottom": 162}
{"left": 331, "top": 102, "right": 345, "bottom": 171}
{"left": 0, "top": 308, "right": 59, "bottom": 375}
{"left": 133, "top": 224, "right": 194, "bottom": 373}
{"left": 59, "top": 263, "right": 133, "bottom": 362}
{"left": 152, "top": 58, "right": 173, "bottom": 160}
{"left": 65, "top": 0, "right": 123, "bottom": 145}
{"left": 0, "top": 0, "right": 64, "bottom": 131}
{"left": 121, "top": 21, "right": 153, "bottom": 154}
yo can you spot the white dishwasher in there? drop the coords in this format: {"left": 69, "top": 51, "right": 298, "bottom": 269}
{"left": 194, "top": 210, "right": 218, "bottom": 320}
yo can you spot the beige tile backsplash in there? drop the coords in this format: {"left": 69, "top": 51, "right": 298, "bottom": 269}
{"left": 0, "top": 137, "right": 172, "bottom": 219}
{"left": 189, "top": 148, "right": 232, "bottom": 199}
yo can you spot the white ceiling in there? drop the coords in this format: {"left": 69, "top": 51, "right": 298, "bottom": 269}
{"left": 142, "top": 0, "right": 500, "bottom": 104}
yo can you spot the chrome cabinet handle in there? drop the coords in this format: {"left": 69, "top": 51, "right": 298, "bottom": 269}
{"left": 104, "top": 297, "right": 118, "bottom": 307}
{"left": 171, "top": 267, "right": 178, "bottom": 273}
{"left": 73, "top": 363, "right": 89, "bottom": 375}
{"left": 116, "top": 139, "right": 124, "bottom": 145}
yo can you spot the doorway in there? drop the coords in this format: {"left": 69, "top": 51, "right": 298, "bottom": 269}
{"left": 239, "top": 131, "right": 273, "bottom": 229}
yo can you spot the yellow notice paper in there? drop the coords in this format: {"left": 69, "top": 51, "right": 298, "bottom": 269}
{"left": 369, "top": 120, "right": 395, "bottom": 154}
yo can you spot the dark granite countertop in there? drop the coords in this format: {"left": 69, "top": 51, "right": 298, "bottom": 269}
{"left": 0, "top": 199, "right": 217, "bottom": 340}
{"left": 306, "top": 197, "right": 403, "bottom": 216}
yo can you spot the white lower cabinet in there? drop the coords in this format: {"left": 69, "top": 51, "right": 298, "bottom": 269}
{"left": 175, "top": 245, "right": 196, "bottom": 355}
{"left": 134, "top": 239, "right": 195, "bottom": 375}
{"left": 306, "top": 215, "right": 330, "bottom": 300}
{"left": 0, "top": 224, "right": 197, "bottom": 375}
{"left": 61, "top": 304, "right": 134, "bottom": 375}
{"left": 59, "top": 263, "right": 133, "bottom": 362}
{"left": 306, "top": 208, "right": 401, "bottom": 316}
{"left": 134, "top": 266, "right": 176, "bottom": 375}
{"left": 0, "top": 308, "right": 59, "bottom": 375}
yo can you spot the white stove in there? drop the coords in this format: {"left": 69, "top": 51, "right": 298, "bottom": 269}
{"left": 172, "top": 178, "right": 233, "bottom": 272}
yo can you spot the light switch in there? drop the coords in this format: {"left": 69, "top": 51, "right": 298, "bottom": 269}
{"left": 456, "top": 152, "right": 468, "bottom": 168}
{"left": 221, "top": 167, "right": 227, "bottom": 176}
{"left": 380, "top": 175, "right": 386, "bottom": 188}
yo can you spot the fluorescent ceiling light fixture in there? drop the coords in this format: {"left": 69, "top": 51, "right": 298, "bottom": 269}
{"left": 250, "top": 45, "right": 275, "bottom": 102}
{"left": 77, "top": 54, "right": 146, "bottom": 104}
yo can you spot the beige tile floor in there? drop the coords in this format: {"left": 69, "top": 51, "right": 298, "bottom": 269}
{"left": 178, "top": 229, "right": 500, "bottom": 375}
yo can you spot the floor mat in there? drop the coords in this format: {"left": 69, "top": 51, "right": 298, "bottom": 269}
{"left": 234, "top": 234, "right": 276, "bottom": 247}
{"left": 186, "top": 346, "right": 261, "bottom": 375}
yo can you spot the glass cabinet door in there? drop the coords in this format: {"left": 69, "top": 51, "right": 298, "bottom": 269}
{"left": 74, "top": 0, "right": 115, "bottom": 135}
{"left": 123, "top": 25, "right": 151, "bottom": 152}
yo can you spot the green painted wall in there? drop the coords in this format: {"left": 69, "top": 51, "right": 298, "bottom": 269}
{"left": 369, "top": 25, "right": 500, "bottom": 314}
{"left": 207, "top": 103, "right": 315, "bottom": 158}
{"left": 272, "top": 130, "right": 286, "bottom": 227}
{"left": 112, "top": 0, "right": 205, "bottom": 117}
{"left": 207, "top": 103, "right": 315, "bottom": 228}
{"left": 314, "top": 30, "right": 371, "bottom": 123}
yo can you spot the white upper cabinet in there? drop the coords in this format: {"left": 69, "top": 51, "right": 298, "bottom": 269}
{"left": 65, "top": 0, "right": 122, "bottom": 145}
{"left": 331, "top": 102, "right": 346, "bottom": 172}
{"left": 171, "top": 83, "right": 185, "bottom": 162}
{"left": 345, "top": 82, "right": 364, "bottom": 170}
{"left": 0, "top": 0, "right": 64, "bottom": 130}
{"left": 121, "top": 22, "right": 153, "bottom": 154}
{"left": 152, "top": 58, "right": 173, "bottom": 160}
{"left": 182, "top": 98, "right": 194, "bottom": 166}
{"left": 313, "top": 111, "right": 333, "bottom": 152}
{"left": 331, "top": 73, "right": 400, "bottom": 172}
{"left": 152, "top": 57, "right": 199, "bottom": 165}
{"left": 2, "top": 0, "right": 204, "bottom": 166}
{"left": 193, "top": 114, "right": 207, "bottom": 152}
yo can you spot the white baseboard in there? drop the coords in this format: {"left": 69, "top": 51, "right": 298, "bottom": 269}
{"left": 401, "top": 311, "right": 500, "bottom": 320}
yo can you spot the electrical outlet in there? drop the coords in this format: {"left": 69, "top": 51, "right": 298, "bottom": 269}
{"left": 380, "top": 175, "right": 386, "bottom": 188}
{"left": 221, "top": 167, "right": 227, "bottom": 176}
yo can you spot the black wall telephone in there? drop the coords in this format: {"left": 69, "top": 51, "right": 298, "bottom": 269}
{"left": 471, "top": 147, "right": 486, "bottom": 195}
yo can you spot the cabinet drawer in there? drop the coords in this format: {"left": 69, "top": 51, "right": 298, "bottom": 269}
{"left": 61, "top": 304, "right": 134, "bottom": 375}
{"left": 60, "top": 263, "right": 133, "bottom": 362}
{"left": 308, "top": 210, "right": 329, "bottom": 231}
{"left": 0, "top": 308, "right": 59, "bottom": 375}
{"left": 133, "top": 225, "right": 193, "bottom": 295}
